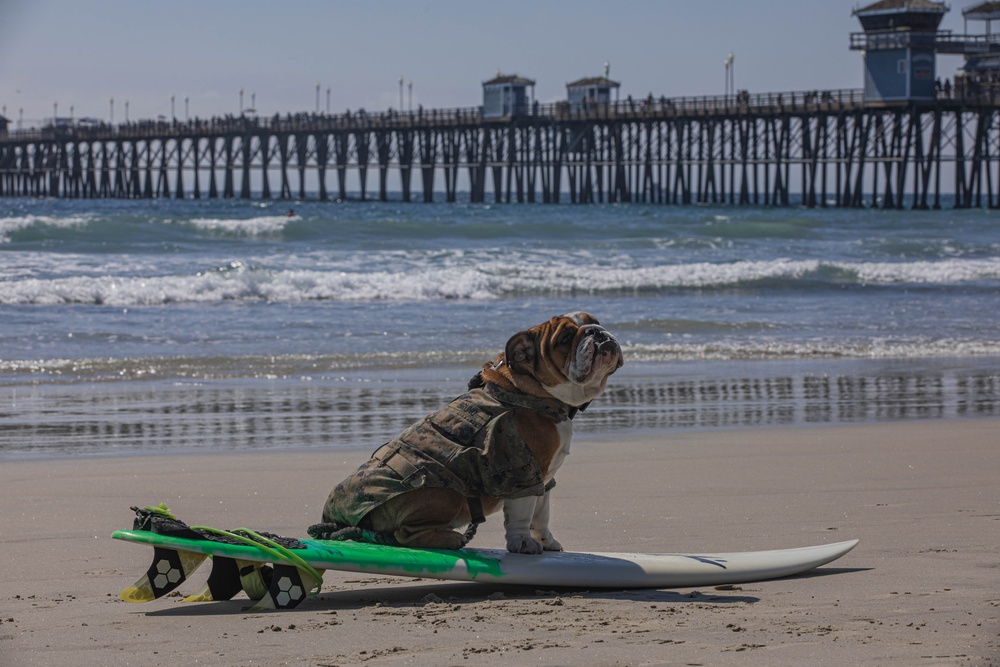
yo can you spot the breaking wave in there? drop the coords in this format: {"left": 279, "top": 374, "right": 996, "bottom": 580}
{"left": 0, "top": 214, "right": 95, "bottom": 243}
{"left": 1, "top": 256, "right": 998, "bottom": 306}
{"left": 185, "top": 215, "right": 294, "bottom": 236}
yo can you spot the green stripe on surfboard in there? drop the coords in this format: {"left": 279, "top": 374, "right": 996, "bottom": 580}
{"left": 112, "top": 529, "right": 505, "bottom": 579}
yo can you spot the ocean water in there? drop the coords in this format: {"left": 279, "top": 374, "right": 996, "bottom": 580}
{"left": 2, "top": 196, "right": 999, "bottom": 459}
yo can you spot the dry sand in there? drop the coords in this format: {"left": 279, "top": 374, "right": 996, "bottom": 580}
{"left": 1, "top": 418, "right": 998, "bottom": 666}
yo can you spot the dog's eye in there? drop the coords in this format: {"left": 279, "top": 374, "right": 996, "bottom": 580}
{"left": 558, "top": 332, "right": 573, "bottom": 346}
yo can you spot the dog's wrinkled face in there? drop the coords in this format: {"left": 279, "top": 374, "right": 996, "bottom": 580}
{"left": 505, "top": 312, "right": 623, "bottom": 406}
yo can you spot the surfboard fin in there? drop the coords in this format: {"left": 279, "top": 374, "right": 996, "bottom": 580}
{"left": 247, "top": 564, "right": 324, "bottom": 612}
{"left": 180, "top": 556, "right": 240, "bottom": 602}
{"left": 120, "top": 546, "right": 208, "bottom": 603}
{"left": 179, "top": 557, "right": 273, "bottom": 603}
{"left": 237, "top": 560, "right": 274, "bottom": 602}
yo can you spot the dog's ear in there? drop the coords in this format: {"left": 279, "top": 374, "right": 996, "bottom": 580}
{"left": 505, "top": 330, "right": 537, "bottom": 375}
{"left": 467, "top": 371, "right": 485, "bottom": 390}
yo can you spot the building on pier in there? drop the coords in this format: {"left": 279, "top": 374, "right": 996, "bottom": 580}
{"left": 851, "top": 0, "right": 1000, "bottom": 102}
{"left": 963, "top": 0, "right": 1000, "bottom": 31}
{"left": 566, "top": 64, "right": 620, "bottom": 113}
{"left": 956, "top": 2, "right": 1000, "bottom": 98}
{"left": 482, "top": 72, "right": 535, "bottom": 119}
{"left": 852, "top": 0, "right": 949, "bottom": 102}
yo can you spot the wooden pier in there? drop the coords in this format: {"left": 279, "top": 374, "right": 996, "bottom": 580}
{"left": 3, "top": 88, "right": 1000, "bottom": 207}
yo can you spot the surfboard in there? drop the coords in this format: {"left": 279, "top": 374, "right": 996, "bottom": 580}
{"left": 112, "top": 507, "right": 859, "bottom": 612}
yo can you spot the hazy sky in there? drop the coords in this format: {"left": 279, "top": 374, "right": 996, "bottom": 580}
{"left": 0, "top": 0, "right": 978, "bottom": 126}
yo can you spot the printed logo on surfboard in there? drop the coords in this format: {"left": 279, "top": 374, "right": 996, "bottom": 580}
{"left": 684, "top": 555, "right": 729, "bottom": 569}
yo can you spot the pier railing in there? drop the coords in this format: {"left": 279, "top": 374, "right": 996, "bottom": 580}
{"left": 849, "top": 29, "right": 1000, "bottom": 54}
{"left": 1, "top": 88, "right": 869, "bottom": 143}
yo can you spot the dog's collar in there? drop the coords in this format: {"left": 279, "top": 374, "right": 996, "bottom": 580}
{"left": 483, "top": 382, "right": 582, "bottom": 421}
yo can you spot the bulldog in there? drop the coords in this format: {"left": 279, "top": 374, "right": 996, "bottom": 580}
{"left": 318, "top": 312, "right": 623, "bottom": 554}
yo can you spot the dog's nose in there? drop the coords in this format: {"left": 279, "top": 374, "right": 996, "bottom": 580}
{"left": 587, "top": 327, "right": 622, "bottom": 366}
{"left": 588, "top": 328, "right": 611, "bottom": 345}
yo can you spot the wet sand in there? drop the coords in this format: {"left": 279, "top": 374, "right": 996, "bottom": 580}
{"left": 1, "top": 418, "right": 998, "bottom": 666}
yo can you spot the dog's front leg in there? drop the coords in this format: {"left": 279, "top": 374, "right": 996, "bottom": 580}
{"left": 530, "top": 491, "right": 563, "bottom": 552}
{"left": 503, "top": 495, "right": 543, "bottom": 554}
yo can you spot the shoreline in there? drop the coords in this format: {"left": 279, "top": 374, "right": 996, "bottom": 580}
{"left": 2, "top": 418, "right": 998, "bottom": 665}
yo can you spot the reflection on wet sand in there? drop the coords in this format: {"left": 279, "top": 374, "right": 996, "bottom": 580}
{"left": 2, "top": 367, "right": 997, "bottom": 458}
{"left": 589, "top": 371, "right": 998, "bottom": 432}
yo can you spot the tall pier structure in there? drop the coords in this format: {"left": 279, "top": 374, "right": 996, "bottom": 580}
{"left": 5, "top": 0, "right": 1000, "bottom": 208}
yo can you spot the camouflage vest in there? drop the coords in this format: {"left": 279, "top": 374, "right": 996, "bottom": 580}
{"left": 322, "top": 383, "right": 572, "bottom": 528}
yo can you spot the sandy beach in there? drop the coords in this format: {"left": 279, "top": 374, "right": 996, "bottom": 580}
{"left": 2, "top": 418, "right": 998, "bottom": 666}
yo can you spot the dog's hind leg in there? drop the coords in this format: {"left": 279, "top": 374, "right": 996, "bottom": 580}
{"left": 368, "top": 489, "right": 470, "bottom": 550}
{"left": 393, "top": 524, "right": 467, "bottom": 550}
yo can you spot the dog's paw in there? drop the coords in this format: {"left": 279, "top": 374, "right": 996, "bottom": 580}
{"left": 435, "top": 531, "right": 468, "bottom": 551}
{"left": 506, "top": 533, "right": 544, "bottom": 554}
{"left": 538, "top": 534, "right": 563, "bottom": 552}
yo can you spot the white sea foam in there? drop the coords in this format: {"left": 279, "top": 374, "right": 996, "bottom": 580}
{"left": 186, "top": 215, "right": 291, "bottom": 236}
{"left": 844, "top": 258, "right": 1000, "bottom": 284}
{"left": 1, "top": 256, "right": 997, "bottom": 306}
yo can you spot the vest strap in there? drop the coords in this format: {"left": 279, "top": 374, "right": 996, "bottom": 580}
{"left": 373, "top": 444, "right": 426, "bottom": 488}
{"left": 466, "top": 496, "right": 486, "bottom": 525}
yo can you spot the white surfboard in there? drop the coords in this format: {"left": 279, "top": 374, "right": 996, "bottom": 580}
{"left": 460, "top": 539, "right": 860, "bottom": 588}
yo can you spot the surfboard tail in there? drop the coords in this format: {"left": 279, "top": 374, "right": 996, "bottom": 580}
{"left": 118, "top": 504, "right": 326, "bottom": 610}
